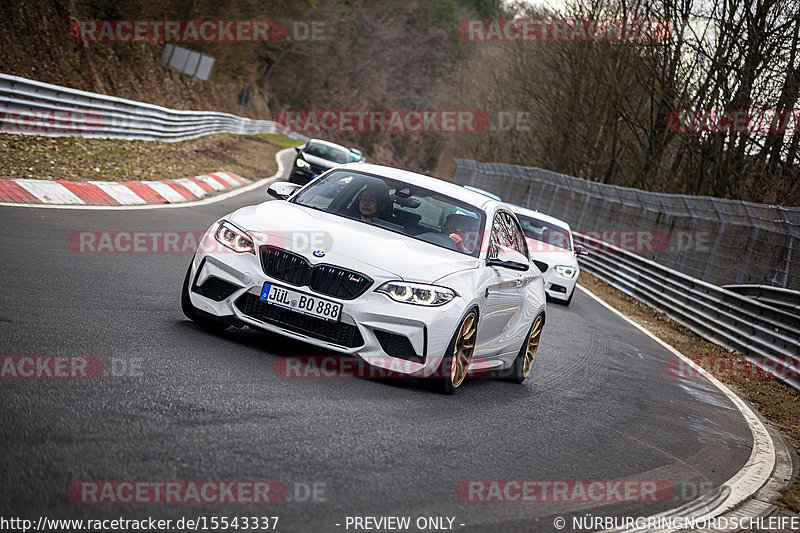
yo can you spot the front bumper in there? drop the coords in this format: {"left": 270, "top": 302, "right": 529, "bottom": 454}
{"left": 542, "top": 268, "right": 578, "bottom": 301}
{"left": 289, "top": 162, "right": 328, "bottom": 185}
{"left": 187, "top": 251, "right": 467, "bottom": 377}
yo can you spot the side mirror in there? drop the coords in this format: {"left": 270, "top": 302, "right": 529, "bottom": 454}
{"left": 267, "top": 182, "right": 302, "bottom": 200}
{"left": 575, "top": 245, "right": 589, "bottom": 255}
{"left": 294, "top": 146, "right": 302, "bottom": 153}
{"left": 487, "top": 248, "right": 530, "bottom": 271}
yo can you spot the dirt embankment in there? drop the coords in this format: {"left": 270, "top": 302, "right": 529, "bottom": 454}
{"left": 0, "top": 0, "right": 272, "bottom": 117}
{"left": 0, "top": 133, "right": 302, "bottom": 181}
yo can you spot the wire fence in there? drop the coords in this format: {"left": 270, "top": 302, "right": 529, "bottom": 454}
{"left": 454, "top": 159, "right": 800, "bottom": 292}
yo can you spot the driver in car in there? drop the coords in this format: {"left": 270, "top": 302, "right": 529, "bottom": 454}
{"left": 358, "top": 183, "right": 392, "bottom": 223}
{"left": 444, "top": 213, "right": 479, "bottom": 254}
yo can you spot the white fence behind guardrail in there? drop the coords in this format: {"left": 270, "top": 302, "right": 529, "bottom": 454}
{"left": 453, "top": 158, "right": 800, "bottom": 389}
{"left": 0, "top": 73, "right": 308, "bottom": 143}
{"left": 454, "top": 159, "right": 800, "bottom": 292}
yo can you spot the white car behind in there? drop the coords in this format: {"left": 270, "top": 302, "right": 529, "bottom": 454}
{"left": 511, "top": 205, "right": 586, "bottom": 306}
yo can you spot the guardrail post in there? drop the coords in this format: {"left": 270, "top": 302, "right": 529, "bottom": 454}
{"left": 736, "top": 205, "right": 759, "bottom": 284}
{"left": 524, "top": 173, "right": 534, "bottom": 209}
{"left": 776, "top": 206, "right": 796, "bottom": 289}
{"left": 575, "top": 191, "right": 591, "bottom": 229}
{"left": 560, "top": 175, "right": 574, "bottom": 221}
{"left": 676, "top": 196, "right": 697, "bottom": 271}
{"left": 702, "top": 199, "right": 727, "bottom": 283}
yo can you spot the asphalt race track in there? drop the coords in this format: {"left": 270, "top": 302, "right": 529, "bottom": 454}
{"left": 0, "top": 152, "right": 754, "bottom": 532}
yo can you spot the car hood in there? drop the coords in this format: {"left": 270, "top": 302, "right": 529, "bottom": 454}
{"left": 302, "top": 153, "right": 344, "bottom": 169}
{"left": 530, "top": 248, "right": 577, "bottom": 267}
{"left": 229, "top": 201, "right": 480, "bottom": 283}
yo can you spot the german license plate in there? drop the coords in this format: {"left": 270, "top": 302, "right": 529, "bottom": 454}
{"left": 260, "top": 283, "right": 341, "bottom": 322}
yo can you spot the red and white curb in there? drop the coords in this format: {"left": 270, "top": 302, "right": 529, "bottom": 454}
{"left": 0, "top": 172, "right": 249, "bottom": 206}
{"left": 0, "top": 148, "right": 293, "bottom": 210}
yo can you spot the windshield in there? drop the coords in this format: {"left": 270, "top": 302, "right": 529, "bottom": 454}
{"left": 291, "top": 170, "right": 485, "bottom": 257}
{"left": 515, "top": 213, "right": 573, "bottom": 252}
{"left": 303, "top": 142, "right": 352, "bottom": 164}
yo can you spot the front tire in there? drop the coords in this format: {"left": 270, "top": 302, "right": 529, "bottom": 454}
{"left": 435, "top": 310, "right": 478, "bottom": 394}
{"left": 507, "top": 314, "right": 544, "bottom": 384}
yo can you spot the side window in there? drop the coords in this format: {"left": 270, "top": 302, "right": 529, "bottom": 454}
{"left": 503, "top": 212, "right": 528, "bottom": 257}
{"left": 490, "top": 211, "right": 528, "bottom": 258}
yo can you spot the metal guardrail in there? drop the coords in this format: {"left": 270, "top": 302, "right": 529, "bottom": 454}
{"left": 452, "top": 159, "right": 800, "bottom": 390}
{"left": 0, "top": 73, "right": 309, "bottom": 142}
{"left": 723, "top": 285, "right": 800, "bottom": 314}
{"left": 453, "top": 159, "right": 800, "bottom": 292}
{"left": 578, "top": 233, "right": 800, "bottom": 390}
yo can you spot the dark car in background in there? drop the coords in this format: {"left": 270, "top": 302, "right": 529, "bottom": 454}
{"left": 349, "top": 148, "right": 366, "bottom": 162}
{"left": 289, "top": 139, "right": 359, "bottom": 185}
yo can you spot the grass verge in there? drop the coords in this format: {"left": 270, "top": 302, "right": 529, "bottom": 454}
{"left": 577, "top": 272, "right": 800, "bottom": 511}
{"left": 0, "top": 133, "right": 286, "bottom": 182}
{"left": 253, "top": 133, "right": 306, "bottom": 148}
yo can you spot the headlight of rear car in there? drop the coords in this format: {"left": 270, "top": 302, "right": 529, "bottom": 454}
{"left": 555, "top": 265, "right": 577, "bottom": 278}
{"left": 376, "top": 282, "right": 456, "bottom": 306}
{"left": 296, "top": 157, "right": 311, "bottom": 168}
{"left": 215, "top": 221, "right": 255, "bottom": 254}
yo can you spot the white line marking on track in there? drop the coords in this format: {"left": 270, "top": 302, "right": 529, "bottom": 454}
{"left": 577, "top": 284, "right": 777, "bottom": 532}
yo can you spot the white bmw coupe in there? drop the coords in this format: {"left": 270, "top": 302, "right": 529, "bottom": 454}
{"left": 511, "top": 205, "right": 586, "bottom": 306}
{"left": 182, "top": 163, "right": 546, "bottom": 393}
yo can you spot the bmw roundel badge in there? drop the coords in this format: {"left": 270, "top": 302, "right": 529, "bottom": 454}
{"left": 313, "top": 250, "right": 325, "bottom": 257}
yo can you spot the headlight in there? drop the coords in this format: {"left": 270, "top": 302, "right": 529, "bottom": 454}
{"left": 296, "top": 158, "right": 311, "bottom": 168}
{"left": 215, "top": 221, "right": 255, "bottom": 254}
{"left": 376, "top": 282, "right": 456, "bottom": 306}
{"left": 555, "top": 265, "right": 577, "bottom": 278}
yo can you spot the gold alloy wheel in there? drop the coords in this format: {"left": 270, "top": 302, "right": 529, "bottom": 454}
{"left": 450, "top": 312, "right": 477, "bottom": 388}
{"left": 522, "top": 316, "right": 543, "bottom": 377}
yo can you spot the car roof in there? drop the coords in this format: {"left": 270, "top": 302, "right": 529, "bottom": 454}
{"left": 333, "top": 162, "right": 498, "bottom": 211}
{"left": 463, "top": 185, "right": 502, "bottom": 201}
{"left": 306, "top": 138, "right": 351, "bottom": 151}
{"left": 510, "top": 204, "right": 572, "bottom": 232}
